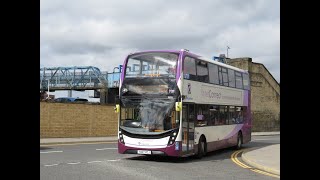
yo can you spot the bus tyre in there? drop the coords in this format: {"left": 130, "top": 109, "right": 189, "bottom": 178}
{"left": 235, "top": 132, "right": 243, "bottom": 150}
{"left": 196, "top": 137, "right": 206, "bottom": 159}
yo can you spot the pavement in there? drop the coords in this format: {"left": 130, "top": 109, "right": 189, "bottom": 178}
{"left": 241, "top": 144, "right": 280, "bottom": 176}
{"left": 40, "top": 131, "right": 280, "bottom": 176}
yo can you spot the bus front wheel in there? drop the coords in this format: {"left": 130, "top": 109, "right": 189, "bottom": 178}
{"left": 196, "top": 136, "right": 206, "bottom": 158}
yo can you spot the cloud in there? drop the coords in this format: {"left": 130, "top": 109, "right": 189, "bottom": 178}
{"left": 41, "top": 0, "right": 279, "bottom": 82}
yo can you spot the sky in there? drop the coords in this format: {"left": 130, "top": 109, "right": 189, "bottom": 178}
{"left": 41, "top": 0, "right": 280, "bottom": 99}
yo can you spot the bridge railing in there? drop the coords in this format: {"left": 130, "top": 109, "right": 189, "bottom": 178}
{"left": 40, "top": 66, "right": 109, "bottom": 91}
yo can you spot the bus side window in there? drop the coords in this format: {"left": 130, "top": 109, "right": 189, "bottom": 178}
{"left": 235, "top": 107, "right": 244, "bottom": 123}
{"left": 196, "top": 105, "right": 208, "bottom": 126}
{"left": 229, "top": 106, "right": 236, "bottom": 124}
{"left": 243, "top": 73, "right": 250, "bottom": 90}
{"left": 208, "top": 105, "right": 217, "bottom": 126}
{"left": 196, "top": 60, "right": 209, "bottom": 83}
{"left": 222, "top": 67, "right": 229, "bottom": 87}
{"left": 208, "top": 63, "right": 219, "bottom": 85}
{"left": 228, "top": 69, "right": 236, "bottom": 88}
{"left": 235, "top": 72, "right": 243, "bottom": 89}
{"left": 183, "top": 57, "right": 197, "bottom": 81}
{"left": 212, "top": 106, "right": 220, "bottom": 125}
{"left": 219, "top": 106, "right": 227, "bottom": 125}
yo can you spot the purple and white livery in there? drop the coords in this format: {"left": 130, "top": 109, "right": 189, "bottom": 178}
{"left": 116, "top": 49, "right": 251, "bottom": 158}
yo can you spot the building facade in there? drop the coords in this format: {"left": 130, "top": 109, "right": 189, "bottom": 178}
{"left": 227, "top": 57, "right": 280, "bottom": 131}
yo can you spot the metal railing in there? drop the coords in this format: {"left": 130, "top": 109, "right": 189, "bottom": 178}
{"left": 40, "top": 66, "right": 108, "bottom": 91}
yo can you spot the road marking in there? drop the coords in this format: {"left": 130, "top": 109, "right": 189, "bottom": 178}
{"left": 87, "top": 161, "right": 103, "bottom": 164}
{"left": 43, "top": 159, "right": 122, "bottom": 167}
{"left": 107, "top": 159, "right": 121, "bottom": 162}
{"left": 252, "top": 139, "right": 273, "bottom": 141}
{"left": 231, "top": 150, "right": 280, "bottom": 178}
{"left": 40, "top": 151, "right": 63, "bottom": 154}
{"left": 96, "top": 148, "right": 117, "bottom": 151}
{"left": 231, "top": 151, "right": 251, "bottom": 169}
{"left": 67, "top": 162, "right": 81, "bottom": 165}
{"left": 44, "top": 164, "right": 59, "bottom": 167}
{"left": 41, "top": 141, "right": 117, "bottom": 147}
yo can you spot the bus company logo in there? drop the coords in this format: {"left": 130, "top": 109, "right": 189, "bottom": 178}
{"left": 201, "top": 89, "right": 221, "bottom": 99}
{"left": 187, "top": 83, "right": 191, "bottom": 94}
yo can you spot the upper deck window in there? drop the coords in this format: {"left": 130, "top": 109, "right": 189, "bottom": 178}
{"left": 183, "top": 56, "right": 197, "bottom": 81}
{"left": 243, "top": 73, "right": 250, "bottom": 90}
{"left": 196, "top": 60, "right": 209, "bottom": 83}
{"left": 125, "top": 52, "right": 178, "bottom": 78}
{"left": 228, "top": 69, "right": 235, "bottom": 88}
{"left": 235, "top": 72, "right": 243, "bottom": 89}
{"left": 208, "top": 63, "right": 219, "bottom": 84}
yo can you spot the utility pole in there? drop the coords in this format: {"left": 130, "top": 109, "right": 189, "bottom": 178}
{"left": 227, "top": 46, "right": 230, "bottom": 58}
{"left": 47, "top": 79, "right": 50, "bottom": 99}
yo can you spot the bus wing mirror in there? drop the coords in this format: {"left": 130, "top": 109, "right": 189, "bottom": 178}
{"left": 114, "top": 104, "right": 120, "bottom": 113}
{"left": 175, "top": 102, "right": 182, "bottom": 111}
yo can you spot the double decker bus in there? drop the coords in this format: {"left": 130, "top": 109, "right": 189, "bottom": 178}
{"left": 115, "top": 49, "right": 251, "bottom": 158}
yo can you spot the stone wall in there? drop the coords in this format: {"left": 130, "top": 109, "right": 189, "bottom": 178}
{"left": 227, "top": 58, "right": 280, "bottom": 131}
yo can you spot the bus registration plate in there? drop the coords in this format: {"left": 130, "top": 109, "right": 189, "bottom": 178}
{"left": 137, "top": 150, "right": 151, "bottom": 155}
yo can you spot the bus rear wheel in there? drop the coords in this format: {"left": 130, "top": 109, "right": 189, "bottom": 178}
{"left": 196, "top": 136, "right": 206, "bottom": 158}
{"left": 235, "top": 132, "right": 243, "bottom": 150}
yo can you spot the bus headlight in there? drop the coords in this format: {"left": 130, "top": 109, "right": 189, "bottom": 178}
{"left": 173, "top": 132, "right": 177, "bottom": 136}
{"left": 119, "top": 130, "right": 125, "bottom": 144}
{"left": 168, "top": 130, "right": 178, "bottom": 145}
{"left": 122, "top": 88, "right": 128, "bottom": 93}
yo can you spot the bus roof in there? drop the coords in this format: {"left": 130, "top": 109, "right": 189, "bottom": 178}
{"left": 129, "top": 49, "right": 248, "bottom": 74}
{"left": 195, "top": 55, "right": 248, "bottom": 74}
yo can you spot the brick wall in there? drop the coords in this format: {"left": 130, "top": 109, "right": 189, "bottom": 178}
{"left": 40, "top": 102, "right": 118, "bottom": 138}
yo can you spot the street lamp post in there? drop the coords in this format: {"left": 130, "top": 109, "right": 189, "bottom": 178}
{"left": 47, "top": 79, "right": 50, "bottom": 99}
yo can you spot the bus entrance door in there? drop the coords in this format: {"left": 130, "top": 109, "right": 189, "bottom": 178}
{"left": 182, "top": 104, "right": 195, "bottom": 155}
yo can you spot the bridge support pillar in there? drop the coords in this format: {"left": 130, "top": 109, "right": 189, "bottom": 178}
{"left": 100, "top": 88, "right": 108, "bottom": 104}
{"left": 68, "top": 90, "right": 72, "bottom": 97}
